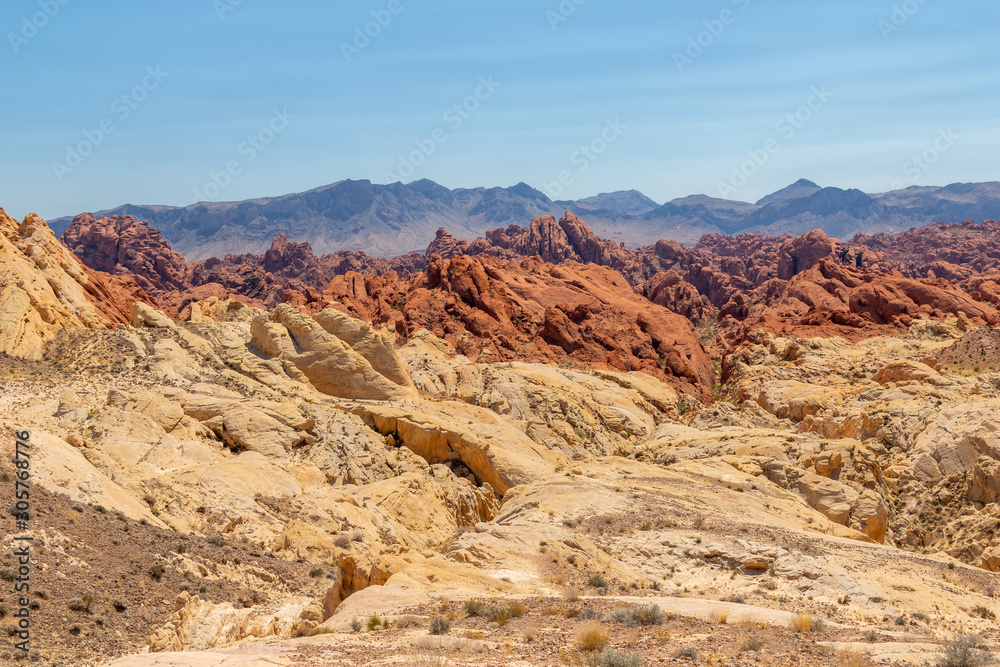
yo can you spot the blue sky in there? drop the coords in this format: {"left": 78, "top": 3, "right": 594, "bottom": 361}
{"left": 1, "top": 0, "right": 997, "bottom": 220}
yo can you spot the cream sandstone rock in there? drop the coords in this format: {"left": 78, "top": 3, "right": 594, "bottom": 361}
{"left": 0, "top": 209, "right": 111, "bottom": 359}
{"left": 251, "top": 304, "right": 418, "bottom": 401}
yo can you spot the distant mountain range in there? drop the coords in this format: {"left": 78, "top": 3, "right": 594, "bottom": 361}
{"left": 51, "top": 179, "right": 1000, "bottom": 260}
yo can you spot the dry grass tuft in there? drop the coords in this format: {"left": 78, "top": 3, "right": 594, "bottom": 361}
{"left": 709, "top": 607, "right": 730, "bottom": 624}
{"left": 738, "top": 611, "right": 768, "bottom": 629}
{"left": 790, "top": 611, "right": 814, "bottom": 633}
{"left": 838, "top": 648, "right": 867, "bottom": 666}
{"left": 575, "top": 623, "right": 609, "bottom": 653}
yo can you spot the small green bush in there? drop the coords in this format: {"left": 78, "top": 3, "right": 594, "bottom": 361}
{"left": 429, "top": 616, "right": 451, "bottom": 635}
{"left": 937, "top": 634, "right": 993, "bottom": 667}
{"left": 599, "top": 650, "right": 644, "bottom": 667}
{"left": 605, "top": 605, "right": 665, "bottom": 627}
{"left": 463, "top": 600, "right": 489, "bottom": 617}
{"left": 673, "top": 647, "right": 697, "bottom": 661}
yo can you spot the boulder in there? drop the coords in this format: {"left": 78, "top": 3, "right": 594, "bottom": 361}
{"left": 872, "top": 360, "right": 940, "bottom": 385}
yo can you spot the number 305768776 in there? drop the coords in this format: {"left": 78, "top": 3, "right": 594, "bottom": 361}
{"left": 13, "top": 430, "right": 31, "bottom": 523}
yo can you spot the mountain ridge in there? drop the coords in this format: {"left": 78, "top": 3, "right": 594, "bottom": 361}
{"left": 49, "top": 179, "right": 1000, "bottom": 260}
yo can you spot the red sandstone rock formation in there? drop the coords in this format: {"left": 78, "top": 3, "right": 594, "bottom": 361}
{"left": 322, "top": 255, "right": 716, "bottom": 402}
{"left": 719, "top": 258, "right": 1000, "bottom": 350}
{"left": 61, "top": 214, "right": 190, "bottom": 296}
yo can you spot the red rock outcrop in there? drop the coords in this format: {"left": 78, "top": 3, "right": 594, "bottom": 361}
{"left": 60, "top": 215, "right": 428, "bottom": 316}
{"left": 321, "top": 255, "right": 715, "bottom": 402}
{"left": 719, "top": 258, "right": 1000, "bottom": 350}
{"left": 444, "top": 213, "right": 650, "bottom": 284}
{"left": 852, "top": 219, "right": 1000, "bottom": 277}
{"left": 61, "top": 214, "right": 190, "bottom": 296}
{"left": 59, "top": 210, "right": 1000, "bottom": 375}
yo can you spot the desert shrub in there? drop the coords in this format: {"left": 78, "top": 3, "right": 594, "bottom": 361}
{"left": 588, "top": 574, "right": 608, "bottom": 588}
{"left": 67, "top": 597, "right": 92, "bottom": 613}
{"left": 605, "top": 605, "right": 665, "bottom": 627}
{"left": 971, "top": 606, "right": 996, "bottom": 621}
{"left": 366, "top": 614, "right": 382, "bottom": 631}
{"left": 578, "top": 607, "right": 598, "bottom": 620}
{"left": 709, "top": 608, "right": 730, "bottom": 624}
{"left": 0, "top": 568, "right": 15, "bottom": 582}
{"left": 206, "top": 535, "right": 225, "bottom": 547}
{"left": 0, "top": 604, "right": 8, "bottom": 618}
{"left": 575, "top": 623, "right": 609, "bottom": 653}
{"left": 350, "top": 617, "right": 362, "bottom": 632}
{"left": 112, "top": 599, "right": 127, "bottom": 612}
{"left": 309, "top": 568, "right": 325, "bottom": 578}
{"left": 334, "top": 535, "right": 351, "bottom": 549}
{"left": 599, "top": 650, "right": 644, "bottom": 667}
{"left": 790, "top": 612, "right": 814, "bottom": 632}
{"left": 562, "top": 587, "right": 581, "bottom": 602}
{"left": 429, "top": 616, "right": 451, "bottom": 635}
{"left": 148, "top": 565, "right": 166, "bottom": 581}
{"left": 507, "top": 601, "right": 527, "bottom": 618}
{"left": 489, "top": 608, "right": 510, "bottom": 626}
{"left": 463, "top": 600, "right": 488, "bottom": 617}
{"left": 863, "top": 629, "right": 879, "bottom": 642}
{"left": 937, "top": 634, "right": 993, "bottom": 667}
{"left": 673, "top": 647, "right": 698, "bottom": 660}
{"left": 741, "top": 637, "right": 763, "bottom": 652}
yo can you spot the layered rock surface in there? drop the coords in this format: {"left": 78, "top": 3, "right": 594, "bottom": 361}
{"left": 0, "top": 208, "right": 151, "bottom": 359}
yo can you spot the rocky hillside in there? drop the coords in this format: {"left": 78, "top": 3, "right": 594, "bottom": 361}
{"left": 5, "top": 206, "right": 1000, "bottom": 665}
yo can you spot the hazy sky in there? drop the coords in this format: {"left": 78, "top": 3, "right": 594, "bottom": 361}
{"left": 1, "top": 0, "right": 997, "bottom": 220}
